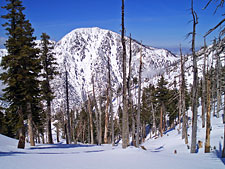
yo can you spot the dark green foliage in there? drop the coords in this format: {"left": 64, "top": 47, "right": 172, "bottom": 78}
{"left": 40, "top": 32, "right": 58, "bottom": 102}
{"left": 141, "top": 84, "right": 156, "bottom": 125}
{"left": 1, "top": 0, "right": 41, "bottom": 137}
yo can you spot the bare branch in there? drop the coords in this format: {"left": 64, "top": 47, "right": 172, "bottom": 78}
{"left": 204, "top": 18, "right": 225, "bottom": 37}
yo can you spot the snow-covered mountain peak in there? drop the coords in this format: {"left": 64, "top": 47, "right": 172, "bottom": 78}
{"left": 0, "top": 27, "right": 178, "bottom": 112}
{"left": 51, "top": 27, "right": 178, "bottom": 112}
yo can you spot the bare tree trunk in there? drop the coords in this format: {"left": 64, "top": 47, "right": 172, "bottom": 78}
{"left": 71, "top": 110, "right": 75, "bottom": 143}
{"left": 202, "top": 39, "right": 207, "bottom": 128}
{"left": 151, "top": 102, "right": 156, "bottom": 135}
{"left": 216, "top": 45, "right": 221, "bottom": 118}
{"left": 121, "top": 0, "right": 129, "bottom": 149}
{"left": 190, "top": 0, "right": 198, "bottom": 153}
{"left": 56, "top": 123, "right": 60, "bottom": 142}
{"left": 88, "top": 95, "right": 94, "bottom": 144}
{"left": 27, "top": 103, "right": 35, "bottom": 146}
{"left": 136, "top": 44, "right": 142, "bottom": 147}
{"left": 222, "top": 124, "right": 225, "bottom": 157}
{"left": 98, "top": 97, "right": 102, "bottom": 145}
{"left": 128, "top": 34, "right": 135, "bottom": 146}
{"left": 82, "top": 121, "right": 86, "bottom": 143}
{"left": 65, "top": 71, "right": 71, "bottom": 144}
{"left": 41, "top": 132, "right": 45, "bottom": 144}
{"left": 178, "top": 76, "right": 182, "bottom": 134}
{"left": 47, "top": 100, "right": 53, "bottom": 144}
{"left": 205, "top": 70, "right": 211, "bottom": 153}
{"left": 180, "top": 48, "right": 188, "bottom": 144}
{"left": 17, "top": 106, "right": 25, "bottom": 149}
{"left": 104, "top": 92, "right": 109, "bottom": 144}
{"left": 160, "top": 106, "right": 163, "bottom": 137}
{"left": 92, "top": 77, "right": 100, "bottom": 145}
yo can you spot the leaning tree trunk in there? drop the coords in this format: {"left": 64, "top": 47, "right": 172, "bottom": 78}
{"left": 27, "top": 102, "right": 35, "bottom": 146}
{"left": 121, "top": 0, "right": 129, "bottom": 149}
{"left": 190, "top": 0, "right": 198, "bottom": 154}
{"left": 136, "top": 44, "right": 142, "bottom": 147}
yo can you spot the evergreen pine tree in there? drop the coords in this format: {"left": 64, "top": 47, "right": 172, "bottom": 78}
{"left": 40, "top": 33, "right": 58, "bottom": 144}
{"left": 1, "top": 0, "right": 41, "bottom": 148}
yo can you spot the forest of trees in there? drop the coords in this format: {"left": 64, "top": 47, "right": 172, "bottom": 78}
{"left": 0, "top": 0, "right": 224, "bottom": 157}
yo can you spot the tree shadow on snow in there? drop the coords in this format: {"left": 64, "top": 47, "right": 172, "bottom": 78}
{"left": 0, "top": 143, "right": 104, "bottom": 157}
{"left": 150, "top": 145, "right": 165, "bottom": 153}
{"left": 29, "top": 143, "right": 96, "bottom": 150}
{"left": 214, "top": 141, "right": 225, "bottom": 165}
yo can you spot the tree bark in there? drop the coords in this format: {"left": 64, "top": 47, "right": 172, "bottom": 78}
{"left": 104, "top": 92, "right": 109, "bottom": 144}
{"left": 160, "top": 106, "right": 163, "bottom": 137}
{"left": 136, "top": 44, "right": 142, "bottom": 147}
{"left": 88, "top": 95, "right": 94, "bottom": 144}
{"left": 222, "top": 124, "right": 225, "bottom": 158}
{"left": 47, "top": 100, "right": 53, "bottom": 144}
{"left": 121, "top": 0, "right": 129, "bottom": 149}
{"left": 17, "top": 106, "right": 25, "bottom": 149}
{"left": 205, "top": 72, "right": 211, "bottom": 153}
{"left": 202, "top": 39, "right": 207, "bottom": 128}
{"left": 216, "top": 43, "right": 221, "bottom": 118}
{"left": 151, "top": 102, "right": 156, "bottom": 135}
{"left": 190, "top": 0, "right": 198, "bottom": 153}
{"left": 92, "top": 77, "right": 100, "bottom": 145}
{"left": 97, "top": 96, "right": 102, "bottom": 145}
{"left": 27, "top": 103, "right": 35, "bottom": 146}
{"left": 65, "top": 71, "right": 71, "bottom": 144}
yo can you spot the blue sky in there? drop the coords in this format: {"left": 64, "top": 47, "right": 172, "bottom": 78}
{"left": 0, "top": 0, "right": 224, "bottom": 52}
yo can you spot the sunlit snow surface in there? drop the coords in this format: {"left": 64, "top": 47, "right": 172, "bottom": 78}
{"left": 0, "top": 109, "right": 224, "bottom": 169}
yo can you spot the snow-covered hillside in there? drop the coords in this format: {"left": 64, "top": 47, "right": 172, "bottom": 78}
{"left": 0, "top": 108, "right": 224, "bottom": 169}
{"left": 0, "top": 27, "right": 178, "bottom": 112}
{"left": 52, "top": 27, "right": 178, "bottom": 112}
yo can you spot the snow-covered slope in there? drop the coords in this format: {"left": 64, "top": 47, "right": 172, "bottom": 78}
{"left": 51, "top": 27, "right": 177, "bottom": 112}
{"left": 0, "top": 107, "right": 224, "bottom": 169}
{"left": 0, "top": 28, "right": 177, "bottom": 111}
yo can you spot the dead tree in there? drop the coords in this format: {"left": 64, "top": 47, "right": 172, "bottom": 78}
{"left": 104, "top": 89, "right": 109, "bottom": 144}
{"left": 65, "top": 70, "right": 71, "bottom": 144}
{"left": 107, "top": 54, "right": 114, "bottom": 146}
{"left": 205, "top": 48, "right": 211, "bottom": 153}
{"left": 190, "top": 0, "right": 199, "bottom": 153}
{"left": 201, "top": 39, "right": 207, "bottom": 128}
{"left": 180, "top": 46, "right": 188, "bottom": 144}
{"left": 216, "top": 39, "right": 222, "bottom": 118}
{"left": 92, "top": 76, "right": 100, "bottom": 145}
{"left": 121, "top": 0, "right": 129, "bottom": 148}
{"left": 136, "top": 43, "right": 142, "bottom": 147}
{"left": 127, "top": 34, "right": 135, "bottom": 146}
{"left": 88, "top": 94, "right": 94, "bottom": 144}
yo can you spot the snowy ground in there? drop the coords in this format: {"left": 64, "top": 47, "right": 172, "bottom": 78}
{"left": 0, "top": 111, "right": 225, "bottom": 169}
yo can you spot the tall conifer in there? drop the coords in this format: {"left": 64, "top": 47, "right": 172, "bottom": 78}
{"left": 1, "top": 0, "right": 41, "bottom": 148}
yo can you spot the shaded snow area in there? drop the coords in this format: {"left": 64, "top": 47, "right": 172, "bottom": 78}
{"left": 1, "top": 110, "right": 225, "bottom": 169}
